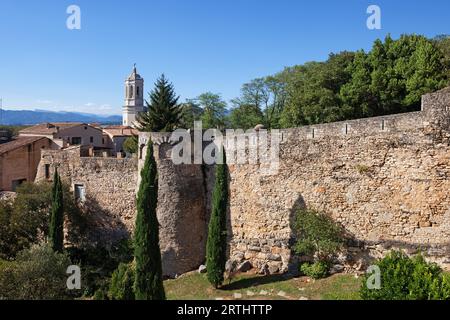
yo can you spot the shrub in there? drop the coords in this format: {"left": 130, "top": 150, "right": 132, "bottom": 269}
{"left": 360, "top": 250, "right": 449, "bottom": 300}
{"left": 67, "top": 238, "right": 133, "bottom": 297}
{"left": 293, "top": 209, "right": 344, "bottom": 263}
{"left": 109, "top": 262, "right": 135, "bottom": 300}
{"left": 300, "top": 261, "right": 329, "bottom": 279}
{"left": 0, "top": 243, "right": 73, "bottom": 300}
{"left": 430, "top": 273, "right": 450, "bottom": 300}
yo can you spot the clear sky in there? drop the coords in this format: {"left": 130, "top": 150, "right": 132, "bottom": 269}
{"left": 0, "top": 0, "right": 449, "bottom": 115}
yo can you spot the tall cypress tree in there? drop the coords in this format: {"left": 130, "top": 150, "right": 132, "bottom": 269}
{"left": 49, "top": 167, "right": 64, "bottom": 253}
{"left": 206, "top": 148, "right": 229, "bottom": 288}
{"left": 137, "top": 74, "right": 181, "bottom": 132}
{"left": 134, "top": 141, "right": 165, "bottom": 300}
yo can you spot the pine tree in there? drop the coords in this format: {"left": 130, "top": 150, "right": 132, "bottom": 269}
{"left": 206, "top": 148, "right": 229, "bottom": 288}
{"left": 134, "top": 141, "right": 165, "bottom": 300}
{"left": 49, "top": 168, "right": 64, "bottom": 253}
{"left": 136, "top": 74, "right": 181, "bottom": 132}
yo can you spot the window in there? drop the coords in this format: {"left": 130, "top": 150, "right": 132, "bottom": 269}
{"left": 74, "top": 184, "right": 86, "bottom": 202}
{"left": 90, "top": 136, "right": 94, "bottom": 143}
{"left": 71, "top": 137, "right": 82, "bottom": 145}
{"left": 137, "top": 86, "right": 140, "bottom": 97}
{"left": 45, "top": 164, "right": 51, "bottom": 179}
{"left": 129, "top": 85, "right": 134, "bottom": 98}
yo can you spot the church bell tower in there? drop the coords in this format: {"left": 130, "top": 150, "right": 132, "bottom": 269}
{"left": 123, "top": 64, "right": 144, "bottom": 127}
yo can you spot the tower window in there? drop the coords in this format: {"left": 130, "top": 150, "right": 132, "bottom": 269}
{"left": 137, "top": 86, "right": 140, "bottom": 97}
{"left": 129, "top": 85, "right": 134, "bottom": 98}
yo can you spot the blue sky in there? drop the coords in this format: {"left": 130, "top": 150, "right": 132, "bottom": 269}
{"left": 0, "top": 0, "right": 449, "bottom": 115}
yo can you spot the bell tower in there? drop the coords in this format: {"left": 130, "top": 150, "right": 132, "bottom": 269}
{"left": 123, "top": 64, "right": 144, "bottom": 127}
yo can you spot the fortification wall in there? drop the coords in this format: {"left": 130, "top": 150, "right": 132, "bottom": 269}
{"left": 138, "top": 133, "right": 208, "bottom": 277}
{"left": 35, "top": 147, "right": 138, "bottom": 246}
{"left": 228, "top": 87, "right": 450, "bottom": 273}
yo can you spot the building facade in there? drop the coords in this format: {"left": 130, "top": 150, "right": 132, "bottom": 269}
{"left": 0, "top": 136, "right": 53, "bottom": 191}
{"left": 19, "top": 122, "right": 105, "bottom": 149}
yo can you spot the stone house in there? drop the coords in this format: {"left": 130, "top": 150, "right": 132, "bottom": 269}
{"left": 0, "top": 136, "right": 54, "bottom": 191}
{"left": 19, "top": 122, "right": 105, "bottom": 149}
{"left": 102, "top": 125, "right": 138, "bottom": 155}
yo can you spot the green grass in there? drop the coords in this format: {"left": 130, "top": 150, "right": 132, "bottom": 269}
{"left": 164, "top": 272, "right": 361, "bottom": 300}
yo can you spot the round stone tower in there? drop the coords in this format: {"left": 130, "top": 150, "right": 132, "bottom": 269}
{"left": 138, "top": 132, "right": 208, "bottom": 277}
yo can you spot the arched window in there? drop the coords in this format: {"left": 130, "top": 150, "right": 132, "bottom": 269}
{"left": 129, "top": 85, "right": 134, "bottom": 99}
{"left": 137, "top": 86, "right": 140, "bottom": 97}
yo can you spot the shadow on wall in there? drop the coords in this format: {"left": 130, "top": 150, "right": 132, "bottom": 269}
{"left": 79, "top": 195, "right": 130, "bottom": 247}
{"left": 287, "top": 194, "right": 450, "bottom": 271}
{"left": 287, "top": 195, "right": 307, "bottom": 275}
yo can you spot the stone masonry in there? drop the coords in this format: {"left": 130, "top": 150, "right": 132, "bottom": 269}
{"left": 36, "top": 87, "right": 450, "bottom": 276}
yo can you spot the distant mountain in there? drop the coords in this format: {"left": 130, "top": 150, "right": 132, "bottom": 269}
{"left": 0, "top": 109, "right": 122, "bottom": 126}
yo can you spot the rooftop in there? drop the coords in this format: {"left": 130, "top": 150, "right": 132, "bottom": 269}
{"left": 19, "top": 122, "right": 95, "bottom": 135}
{"left": 103, "top": 125, "right": 138, "bottom": 137}
{"left": 0, "top": 136, "right": 47, "bottom": 155}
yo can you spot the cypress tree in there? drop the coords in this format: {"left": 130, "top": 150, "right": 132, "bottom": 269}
{"left": 49, "top": 167, "right": 64, "bottom": 253}
{"left": 136, "top": 74, "right": 181, "bottom": 132}
{"left": 134, "top": 141, "right": 165, "bottom": 300}
{"left": 206, "top": 148, "right": 229, "bottom": 288}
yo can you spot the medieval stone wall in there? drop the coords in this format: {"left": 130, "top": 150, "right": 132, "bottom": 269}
{"left": 34, "top": 87, "right": 450, "bottom": 277}
{"left": 228, "top": 87, "right": 450, "bottom": 273}
{"left": 35, "top": 146, "right": 138, "bottom": 246}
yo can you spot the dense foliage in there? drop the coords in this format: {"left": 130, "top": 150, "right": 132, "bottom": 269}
{"left": 293, "top": 209, "right": 344, "bottom": 264}
{"left": 134, "top": 142, "right": 165, "bottom": 300}
{"left": 360, "top": 250, "right": 450, "bottom": 300}
{"left": 0, "top": 182, "right": 82, "bottom": 260}
{"left": 136, "top": 74, "right": 181, "bottom": 132}
{"left": 206, "top": 148, "right": 229, "bottom": 288}
{"left": 0, "top": 244, "right": 72, "bottom": 300}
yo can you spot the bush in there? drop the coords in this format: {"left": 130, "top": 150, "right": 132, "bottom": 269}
{"left": 0, "top": 243, "right": 73, "bottom": 300}
{"left": 109, "top": 262, "right": 135, "bottom": 300}
{"left": 67, "top": 238, "right": 134, "bottom": 297}
{"left": 300, "top": 261, "right": 329, "bottom": 279}
{"left": 360, "top": 250, "right": 450, "bottom": 300}
{"left": 293, "top": 209, "right": 344, "bottom": 263}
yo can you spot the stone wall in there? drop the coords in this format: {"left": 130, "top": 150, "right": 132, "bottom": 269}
{"left": 138, "top": 87, "right": 450, "bottom": 275}
{"left": 35, "top": 87, "right": 450, "bottom": 277}
{"left": 228, "top": 87, "right": 450, "bottom": 272}
{"left": 35, "top": 146, "right": 138, "bottom": 246}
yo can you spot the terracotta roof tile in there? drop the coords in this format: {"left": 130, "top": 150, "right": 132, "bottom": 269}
{"left": 0, "top": 136, "right": 47, "bottom": 155}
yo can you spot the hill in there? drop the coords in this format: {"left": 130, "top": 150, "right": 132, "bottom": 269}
{"left": 0, "top": 109, "right": 122, "bottom": 126}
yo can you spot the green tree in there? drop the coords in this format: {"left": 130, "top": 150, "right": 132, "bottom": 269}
{"left": 206, "top": 148, "right": 229, "bottom": 288}
{"left": 179, "top": 101, "right": 204, "bottom": 129}
{"left": 123, "top": 136, "right": 138, "bottom": 154}
{"left": 136, "top": 74, "right": 181, "bottom": 132}
{"left": 280, "top": 52, "right": 355, "bottom": 127}
{"left": 193, "top": 92, "right": 227, "bottom": 129}
{"left": 341, "top": 34, "right": 448, "bottom": 118}
{"left": 134, "top": 142, "right": 165, "bottom": 300}
{"left": 49, "top": 168, "right": 64, "bottom": 253}
{"left": 228, "top": 103, "right": 264, "bottom": 129}
{"left": 0, "top": 182, "right": 83, "bottom": 260}
{"left": 0, "top": 243, "right": 72, "bottom": 300}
